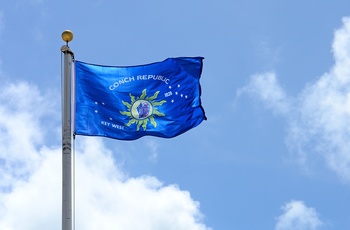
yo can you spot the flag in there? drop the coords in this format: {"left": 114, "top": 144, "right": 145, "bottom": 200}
{"left": 74, "top": 57, "right": 206, "bottom": 140}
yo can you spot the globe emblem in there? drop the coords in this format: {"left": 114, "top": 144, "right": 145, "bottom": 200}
{"left": 120, "top": 89, "right": 166, "bottom": 131}
{"left": 131, "top": 100, "right": 153, "bottom": 120}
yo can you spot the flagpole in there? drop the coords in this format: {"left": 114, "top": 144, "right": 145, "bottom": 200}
{"left": 61, "top": 30, "right": 74, "bottom": 230}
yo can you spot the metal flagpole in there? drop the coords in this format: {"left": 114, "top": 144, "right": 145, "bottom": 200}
{"left": 61, "top": 30, "right": 74, "bottom": 230}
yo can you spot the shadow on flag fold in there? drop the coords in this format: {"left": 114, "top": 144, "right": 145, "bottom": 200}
{"left": 74, "top": 57, "right": 206, "bottom": 140}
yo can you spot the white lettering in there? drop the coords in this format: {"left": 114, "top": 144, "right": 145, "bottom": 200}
{"left": 109, "top": 74, "right": 170, "bottom": 90}
{"left": 164, "top": 91, "right": 172, "bottom": 97}
{"left": 109, "top": 76, "right": 135, "bottom": 90}
{"left": 101, "top": 121, "right": 125, "bottom": 130}
{"left": 101, "top": 121, "right": 110, "bottom": 126}
{"left": 137, "top": 74, "right": 170, "bottom": 84}
{"left": 111, "top": 123, "right": 124, "bottom": 129}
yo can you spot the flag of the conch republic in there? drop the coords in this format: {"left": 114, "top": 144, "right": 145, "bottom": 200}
{"left": 74, "top": 57, "right": 206, "bottom": 140}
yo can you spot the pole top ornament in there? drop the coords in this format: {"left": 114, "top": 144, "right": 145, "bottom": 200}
{"left": 62, "top": 30, "right": 73, "bottom": 43}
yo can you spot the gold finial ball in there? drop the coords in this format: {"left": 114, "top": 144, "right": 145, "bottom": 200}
{"left": 61, "top": 30, "right": 73, "bottom": 43}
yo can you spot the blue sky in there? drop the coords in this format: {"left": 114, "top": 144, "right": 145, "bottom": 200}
{"left": 1, "top": 0, "right": 350, "bottom": 229}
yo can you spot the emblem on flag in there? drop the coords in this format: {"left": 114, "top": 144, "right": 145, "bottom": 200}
{"left": 120, "top": 89, "right": 166, "bottom": 131}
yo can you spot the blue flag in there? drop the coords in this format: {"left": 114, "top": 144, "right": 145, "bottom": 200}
{"left": 75, "top": 57, "right": 206, "bottom": 140}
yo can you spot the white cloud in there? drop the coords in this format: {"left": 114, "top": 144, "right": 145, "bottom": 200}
{"left": 275, "top": 200, "right": 323, "bottom": 230}
{"left": 238, "top": 16, "right": 350, "bottom": 182}
{"left": 0, "top": 148, "right": 61, "bottom": 229}
{"left": 237, "top": 72, "right": 291, "bottom": 115}
{"left": 75, "top": 138, "right": 208, "bottom": 229}
{"left": 0, "top": 80, "right": 57, "bottom": 190}
{"left": 0, "top": 82, "right": 210, "bottom": 228}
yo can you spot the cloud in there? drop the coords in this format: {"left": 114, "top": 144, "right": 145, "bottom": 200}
{"left": 76, "top": 138, "right": 210, "bottom": 230}
{"left": 0, "top": 148, "right": 61, "bottom": 229}
{"left": 0, "top": 80, "right": 57, "bottom": 190}
{"left": 238, "top": 16, "right": 350, "bottom": 182}
{"left": 236, "top": 72, "right": 291, "bottom": 115}
{"left": 0, "top": 83, "right": 210, "bottom": 228}
{"left": 275, "top": 200, "right": 323, "bottom": 230}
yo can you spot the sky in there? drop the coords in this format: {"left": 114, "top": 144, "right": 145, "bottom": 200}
{"left": 0, "top": 0, "right": 350, "bottom": 229}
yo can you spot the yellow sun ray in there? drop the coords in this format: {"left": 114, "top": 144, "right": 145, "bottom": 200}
{"left": 152, "top": 100, "right": 166, "bottom": 106}
{"left": 122, "top": 100, "right": 132, "bottom": 109}
{"left": 150, "top": 116, "right": 157, "bottom": 128}
{"left": 129, "top": 94, "right": 136, "bottom": 104}
{"left": 126, "top": 119, "right": 137, "bottom": 127}
{"left": 147, "top": 91, "right": 160, "bottom": 101}
{"left": 120, "top": 111, "right": 131, "bottom": 116}
{"left": 140, "top": 89, "right": 147, "bottom": 99}
{"left": 153, "top": 108, "right": 165, "bottom": 117}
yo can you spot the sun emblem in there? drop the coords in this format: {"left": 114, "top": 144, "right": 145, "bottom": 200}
{"left": 120, "top": 89, "right": 166, "bottom": 131}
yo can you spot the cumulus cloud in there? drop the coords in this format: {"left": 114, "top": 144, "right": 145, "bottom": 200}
{"left": 0, "top": 80, "right": 57, "bottom": 190}
{"left": 275, "top": 200, "right": 323, "bottom": 230}
{"left": 0, "top": 148, "right": 61, "bottom": 229}
{"left": 238, "top": 16, "right": 350, "bottom": 182}
{"left": 0, "top": 81, "right": 210, "bottom": 228}
{"left": 237, "top": 72, "right": 291, "bottom": 115}
{"left": 74, "top": 138, "right": 209, "bottom": 230}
